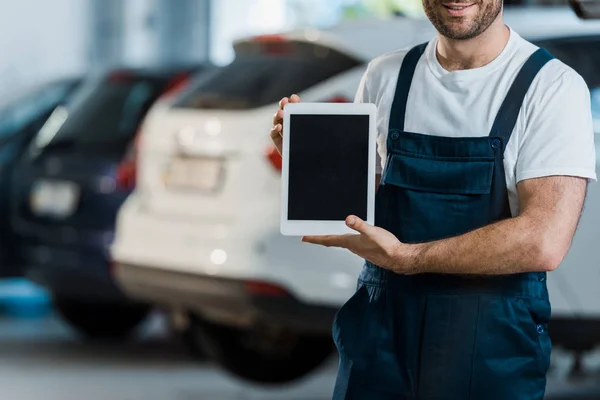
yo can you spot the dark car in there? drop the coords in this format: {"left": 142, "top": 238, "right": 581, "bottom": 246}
{"left": 0, "top": 78, "right": 82, "bottom": 277}
{"left": 9, "top": 66, "right": 207, "bottom": 340}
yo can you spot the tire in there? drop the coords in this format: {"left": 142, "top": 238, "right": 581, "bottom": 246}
{"left": 187, "top": 316, "right": 335, "bottom": 385}
{"left": 53, "top": 295, "right": 149, "bottom": 341}
{"left": 181, "top": 325, "right": 207, "bottom": 360}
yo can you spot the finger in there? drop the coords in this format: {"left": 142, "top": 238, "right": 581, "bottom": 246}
{"left": 272, "top": 109, "right": 284, "bottom": 126}
{"left": 302, "top": 236, "right": 338, "bottom": 247}
{"left": 279, "top": 97, "right": 289, "bottom": 110}
{"left": 346, "top": 216, "right": 375, "bottom": 236}
{"left": 301, "top": 234, "right": 352, "bottom": 248}
{"left": 269, "top": 124, "right": 282, "bottom": 140}
{"left": 290, "top": 94, "right": 300, "bottom": 103}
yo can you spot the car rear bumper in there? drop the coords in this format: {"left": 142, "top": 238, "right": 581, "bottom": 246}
{"left": 112, "top": 196, "right": 362, "bottom": 307}
{"left": 18, "top": 243, "right": 126, "bottom": 302}
{"left": 115, "top": 262, "right": 339, "bottom": 335}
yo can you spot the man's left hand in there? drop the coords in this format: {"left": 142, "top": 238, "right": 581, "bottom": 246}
{"left": 302, "top": 216, "right": 415, "bottom": 274}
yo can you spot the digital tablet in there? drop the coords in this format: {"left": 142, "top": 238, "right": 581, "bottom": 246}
{"left": 280, "top": 102, "right": 377, "bottom": 236}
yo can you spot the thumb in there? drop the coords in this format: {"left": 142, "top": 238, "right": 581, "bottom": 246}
{"left": 346, "top": 216, "right": 373, "bottom": 235}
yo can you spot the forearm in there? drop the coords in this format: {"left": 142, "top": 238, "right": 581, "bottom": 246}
{"left": 401, "top": 215, "right": 562, "bottom": 275}
{"left": 397, "top": 176, "right": 588, "bottom": 276}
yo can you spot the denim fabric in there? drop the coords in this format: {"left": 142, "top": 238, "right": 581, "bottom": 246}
{"left": 332, "top": 45, "right": 554, "bottom": 400}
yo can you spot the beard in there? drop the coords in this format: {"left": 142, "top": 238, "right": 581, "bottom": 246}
{"left": 422, "top": 0, "right": 503, "bottom": 40}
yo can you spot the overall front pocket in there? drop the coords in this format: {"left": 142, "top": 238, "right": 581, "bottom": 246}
{"left": 470, "top": 295, "right": 552, "bottom": 400}
{"left": 380, "top": 152, "right": 496, "bottom": 243}
{"left": 383, "top": 152, "right": 495, "bottom": 195}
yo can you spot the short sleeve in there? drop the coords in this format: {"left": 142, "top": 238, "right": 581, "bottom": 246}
{"left": 354, "top": 65, "right": 370, "bottom": 104}
{"left": 354, "top": 63, "right": 383, "bottom": 174}
{"left": 516, "top": 69, "right": 597, "bottom": 184}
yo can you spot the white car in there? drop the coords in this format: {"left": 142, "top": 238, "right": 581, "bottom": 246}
{"left": 111, "top": 7, "right": 600, "bottom": 384}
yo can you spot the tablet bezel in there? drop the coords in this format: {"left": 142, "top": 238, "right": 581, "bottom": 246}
{"left": 280, "top": 102, "right": 377, "bottom": 236}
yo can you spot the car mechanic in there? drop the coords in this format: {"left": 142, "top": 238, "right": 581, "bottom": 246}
{"left": 269, "top": 0, "right": 596, "bottom": 398}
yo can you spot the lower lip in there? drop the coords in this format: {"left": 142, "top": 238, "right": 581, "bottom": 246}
{"left": 443, "top": 4, "right": 474, "bottom": 16}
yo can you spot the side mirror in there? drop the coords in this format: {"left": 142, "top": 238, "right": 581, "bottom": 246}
{"left": 570, "top": 0, "right": 600, "bottom": 19}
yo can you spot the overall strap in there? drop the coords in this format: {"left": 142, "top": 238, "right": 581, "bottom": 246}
{"left": 388, "top": 42, "right": 428, "bottom": 132}
{"left": 488, "top": 48, "right": 555, "bottom": 146}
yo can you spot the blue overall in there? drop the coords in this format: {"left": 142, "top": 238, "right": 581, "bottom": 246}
{"left": 332, "top": 44, "right": 555, "bottom": 400}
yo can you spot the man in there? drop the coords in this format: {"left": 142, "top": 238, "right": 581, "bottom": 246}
{"left": 269, "top": 0, "right": 596, "bottom": 398}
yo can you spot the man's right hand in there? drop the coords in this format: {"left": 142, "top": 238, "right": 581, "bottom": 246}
{"left": 270, "top": 94, "right": 300, "bottom": 156}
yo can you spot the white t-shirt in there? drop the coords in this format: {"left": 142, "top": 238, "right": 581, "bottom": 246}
{"left": 355, "top": 27, "right": 597, "bottom": 216}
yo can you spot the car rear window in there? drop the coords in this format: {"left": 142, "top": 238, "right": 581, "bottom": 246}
{"left": 537, "top": 36, "right": 600, "bottom": 133}
{"left": 35, "top": 74, "right": 164, "bottom": 151}
{"left": 173, "top": 39, "right": 362, "bottom": 110}
{"left": 537, "top": 35, "right": 600, "bottom": 89}
{"left": 0, "top": 80, "right": 77, "bottom": 140}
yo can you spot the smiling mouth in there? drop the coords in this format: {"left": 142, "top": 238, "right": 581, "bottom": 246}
{"left": 443, "top": 3, "right": 474, "bottom": 10}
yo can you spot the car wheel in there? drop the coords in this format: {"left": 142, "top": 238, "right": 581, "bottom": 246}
{"left": 53, "top": 295, "right": 149, "bottom": 341}
{"left": 181, "top": 324, "right": 206, "bottom": 360}
{"left": 187, "top": 315, "right": 335, "bottom": 384}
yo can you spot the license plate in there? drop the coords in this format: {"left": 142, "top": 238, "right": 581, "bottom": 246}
{"left": 164, "top": 157, "right": 224, "bottom": 191}
{"left": 30, "top": 180, "right": 80, "bottom": 218}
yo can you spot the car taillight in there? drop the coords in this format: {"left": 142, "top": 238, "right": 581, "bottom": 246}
{"left": 265, "top": 145, "right": 282, "bottom": 172}
{"left": 115, "top": 131, "right": 142, "bottom": 190}
{"left": 325, "top": 96, "right": 351, "bottom": 103}
{"left": 252, "top": 34, "right": 286, "bottom": 43}
{"left": 250, "top": 34, "right": 292, "bottom": 55}
{"left": 116, "top": 160, "right": 136, "bottom": 190}
{"left": 159, "top": 72, "right": 192, "bottom": 100}
{"left": 244, "top": 281, "right": 289, "bottom": 297}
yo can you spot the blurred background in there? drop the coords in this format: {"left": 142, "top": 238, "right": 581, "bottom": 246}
{"left": 2, "top": 0, "right": 600, "bottom": 399}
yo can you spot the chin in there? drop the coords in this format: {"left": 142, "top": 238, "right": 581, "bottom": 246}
{"left": 442, "top": 24, "right": 474, "bottom": 38}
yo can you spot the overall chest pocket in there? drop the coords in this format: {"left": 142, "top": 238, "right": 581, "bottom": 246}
{"left": 381, "top": 151, "right": 496, "bottom": 243}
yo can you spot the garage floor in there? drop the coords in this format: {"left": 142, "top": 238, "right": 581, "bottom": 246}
{"left": 2, "top": 314, "right": 600, "bottom": 400}
{"left": 0, "top": 314, "right": 338, "bottom": 400}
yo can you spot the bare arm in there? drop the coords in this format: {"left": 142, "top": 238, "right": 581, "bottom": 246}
{"left": 404, "top": 176, "right": 587, "bottom": 275}
{"left": 303, "top": 71, "right": 594, "bottom": 276}
{"left": 303, "top": 175, "right": 588, "bottom": 276}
